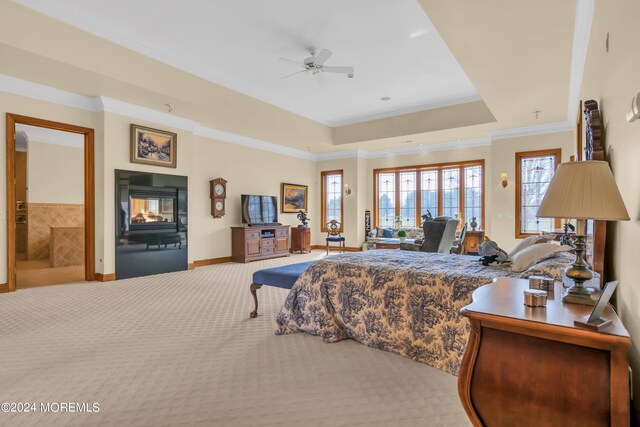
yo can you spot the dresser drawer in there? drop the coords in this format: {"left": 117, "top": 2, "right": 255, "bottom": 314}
{"left": 276, "top": 228, "right": 288, "bottom": 237}
{"left": 261, "top": 246, "right": 274, "bottom": 255}
{"left": 260, "top": 238, "right": 275, "bottom": 247}
{"left": 245, "top": 230, "right": 260, "bottom": 239}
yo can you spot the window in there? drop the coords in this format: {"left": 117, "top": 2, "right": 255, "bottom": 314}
{"left": 373, "top": 160, "right": 484, "bottom": 228}
{"left": 442, "top": 168, "right": 460, "bottom": 218}
{"left": 399, "top": 172, "right": 416, "bottom": 227}
{"left": 464, "top": 165, "right": 482, "bottom": 228}
{"left": 516, "top": 149, "right": 561, "bottom": 237}
{"left": 377, "top": 172, "right": 396, "bottom": 227}
{"left": 321, "top": 170, "right": 343, "bottom": 231}
{"left": 420, "top": 170, "right": 438, "bottom": 218}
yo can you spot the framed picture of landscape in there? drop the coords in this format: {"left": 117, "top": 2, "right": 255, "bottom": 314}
{"left": 281, "top": 183, "right": 308, "bottom": 213}
{"left": 130, "top": 124, "right": 177, "bottom": 168}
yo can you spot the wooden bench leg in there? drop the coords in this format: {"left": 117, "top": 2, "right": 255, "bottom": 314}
{"left": 250, "top": 283, "right": 263, "bottom": 318}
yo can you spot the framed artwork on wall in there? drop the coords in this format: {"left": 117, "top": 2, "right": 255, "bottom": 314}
{"left": 130, "top": 124, "right": 177, "bottom": 168}
{"left": 281, "top": 183, "right": 308, "bottom": 213}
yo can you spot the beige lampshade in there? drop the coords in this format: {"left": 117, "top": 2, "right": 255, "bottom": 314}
{"left": 537, "top": 161, "right": 629, "bottom": 220}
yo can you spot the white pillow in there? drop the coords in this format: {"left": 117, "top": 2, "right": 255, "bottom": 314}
{"left": 508, "top": 235, "right": 553, "bottom": 259}
{"left": 510, "top": 243, "right": 571, "bottom": 272}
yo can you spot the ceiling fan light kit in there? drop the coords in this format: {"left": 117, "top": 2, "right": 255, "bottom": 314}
{"left": 279, "top": 47, "right": 354, "bottom": 83}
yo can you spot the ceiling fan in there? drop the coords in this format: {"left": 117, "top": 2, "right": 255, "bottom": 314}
{"left": 278, "top": 48, "right": 354, "bottom": 84}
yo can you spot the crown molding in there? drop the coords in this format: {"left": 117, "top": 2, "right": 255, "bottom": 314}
{"left": 362, "top": 138, "right": 492, "bottom": 160}
{"left": 315, "top": 149, "right": 366, "bottom": 161}
{"left": 0, "top": 74, "right": 100, "bottom": 112}
{"left": 0, "top": 74, "right": 577, "bottom": 162}
{"left": 98, "top": 97, "right": 200, "bottom": 132}
{"left": 193, "top": 126, "right": 316, "bottom": 161}
{"left": 489, "top": 121, "right": 573, "bottom": 140}
{"left": 328, "top": 94, "right": 483, "bottom": 127}
{"left": 566, "top": 0, "right": 595, "bottom": 121}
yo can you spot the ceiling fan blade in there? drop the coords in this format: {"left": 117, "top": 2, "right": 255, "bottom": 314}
{"left": 314, "top": 49, "right": 332, "bottom": 66}
{"left": 321, "top": 65, "right": 354, "bottom": 74}
{"left": 313, "top": 71, "right": 325, "bottom": 86}
{"left": 278, "top": 58, "right": 306, "bottom": 68}
{"left": 280, "top": 69, "right": 308, "bottom": 79}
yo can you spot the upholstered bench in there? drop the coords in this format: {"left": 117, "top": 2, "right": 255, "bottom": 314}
{"left": 249, "top": 261, "right": 314, "bottom": 318}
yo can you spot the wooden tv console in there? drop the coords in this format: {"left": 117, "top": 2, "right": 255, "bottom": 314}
{"left": 231, "top": 225, "right": 290, "bottom": 263}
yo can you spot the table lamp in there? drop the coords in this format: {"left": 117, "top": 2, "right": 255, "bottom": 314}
{"left": 537, "top": 161, "right": 629, "bottom": 305}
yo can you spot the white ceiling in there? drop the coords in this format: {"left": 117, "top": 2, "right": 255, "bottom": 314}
{"left": 15, "top": 0, "right": 480, "bottom": 126}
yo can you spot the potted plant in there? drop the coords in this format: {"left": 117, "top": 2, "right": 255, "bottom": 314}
{"left": 397, "top": 229, "right": 407, "bottom": 242}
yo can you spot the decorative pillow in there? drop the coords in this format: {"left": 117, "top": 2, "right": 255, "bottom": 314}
{"left": 509, "top": 235, "right": 554, "bottom": 259}
{"left": 519, "top": 251, "right": 575, "bottom": 281}
{"left": 382, "top": 228, "right": 393, "bottom": 238}
{"left": 510, "top": 243, "right": 571, "bottom": 272}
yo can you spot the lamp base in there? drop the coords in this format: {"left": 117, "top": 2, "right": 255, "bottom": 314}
{"left": 562, "top": 285, "right": 596, "bottom": 306}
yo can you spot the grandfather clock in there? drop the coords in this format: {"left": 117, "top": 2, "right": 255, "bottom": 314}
{"left": 210, "top": 178, "right": 227, "bottom": 218}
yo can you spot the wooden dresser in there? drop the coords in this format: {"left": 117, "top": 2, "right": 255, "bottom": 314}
{"left": 464, "top": 229, "right": 484, "bottom": 255}
{"left": 231, "top": 225, "right": 289, "bottom": 263}
{"left": 458, "top": 278, "right": 630, "bottom": 427}
{"left": 290, "top": 226, "right": 311, "bottom": 253}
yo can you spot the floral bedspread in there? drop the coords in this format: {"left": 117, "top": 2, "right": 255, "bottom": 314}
{"left": 275, "top": 250, "right": 573, "bottom": 375}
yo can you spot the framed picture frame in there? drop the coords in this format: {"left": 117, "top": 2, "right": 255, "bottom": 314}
{"left": 281, "top": 183, "right": 308, "bottom": 213}
{"left": 130, "top": 124, "right": 177, "bottom": 168}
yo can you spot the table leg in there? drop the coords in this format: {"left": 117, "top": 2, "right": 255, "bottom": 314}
{"left": 249, "top": 283, "right": 263, "bottom": 318}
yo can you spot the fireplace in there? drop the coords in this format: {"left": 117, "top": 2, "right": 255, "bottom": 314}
{"left": 115, "top": 170, "right": 187, "bottom": 279}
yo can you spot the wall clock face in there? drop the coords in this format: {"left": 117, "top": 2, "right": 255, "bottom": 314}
{"left": 214, "top": 183, "right": 225, "bottom": 196}
{"left": 215, "top": 201, "right": 224, "bottom": 211}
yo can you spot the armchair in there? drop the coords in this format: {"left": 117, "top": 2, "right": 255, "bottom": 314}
{"left": 420, "top": 216, "right": 459, "bottom": 253}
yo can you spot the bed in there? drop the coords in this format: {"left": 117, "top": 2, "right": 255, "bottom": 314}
{"left": 274, "top": 249, "right": 575, "bottom": 375}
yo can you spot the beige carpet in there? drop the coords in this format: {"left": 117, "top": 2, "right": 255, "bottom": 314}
{"left": 0, "top": 250, "right": 470, "bottom": 427}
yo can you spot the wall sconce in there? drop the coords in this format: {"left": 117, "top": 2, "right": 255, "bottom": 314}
{"left": 501, "top": 172, "right": 508, "bottom": 188}
{"left": 344, "top": 184, "right": 352, "bottom": 196}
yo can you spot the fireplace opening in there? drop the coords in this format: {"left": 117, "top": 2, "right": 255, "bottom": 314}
{"left": 127, "top": 188, "right": 178, "bottom": 232}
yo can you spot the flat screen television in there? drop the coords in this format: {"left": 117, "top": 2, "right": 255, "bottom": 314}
{"left": 241, "top": 194, "right": 278, "bottom": 225}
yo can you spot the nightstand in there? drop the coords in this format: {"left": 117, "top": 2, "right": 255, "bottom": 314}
{"left": 290, "top": 226, "right": 311, "bottom": 253}
{"left": 458, "top": 277, "right": 630, "bottom": 426}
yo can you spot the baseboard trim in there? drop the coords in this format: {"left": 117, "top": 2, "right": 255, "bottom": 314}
{"left": 311, "top": 245, "right": 362, "bottom": 252}
{"left": 0, "top": 283, "right": 9, "bottom": 293}
{"left": 96, "top": 273, "right": 116, "bottom": 282}
{"left": 188, "top": 263, "right": 195, "bottom": 270}
{"left": 193, "top": 256, "right": 232, "bottom": 267}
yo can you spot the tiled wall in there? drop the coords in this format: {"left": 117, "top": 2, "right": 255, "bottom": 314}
{"left": 50, "top": 226, "right": 84, "bottom": 267}
{"left": 27, "top": 203, "right": 84, "bottom": 261}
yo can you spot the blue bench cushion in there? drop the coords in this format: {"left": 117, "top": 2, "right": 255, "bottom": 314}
{"left": 326, "top": 236, "right": 345, "bottom": 242}
{"left": 252, "top": 261, "right": 315, "bottom": 289}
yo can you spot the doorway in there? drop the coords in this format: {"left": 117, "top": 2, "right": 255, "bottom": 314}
{"left": 5, "top": 114, "right": 95, "bottom": 291}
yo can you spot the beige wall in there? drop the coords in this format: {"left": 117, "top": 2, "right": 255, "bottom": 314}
{"left": 489, "top": 132, "right": 573, "bottom": 251}
{"left": 27, "top": 141, "right": 84, "bottom": 204}
{"left": 190, "top": 135, "right": 317, "bottom": 261}
{"left": 580, "top": 0, "right": 640, "bottom": 419}
{"left": 0, "top": 92, "right": 319, "bottom": 283}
